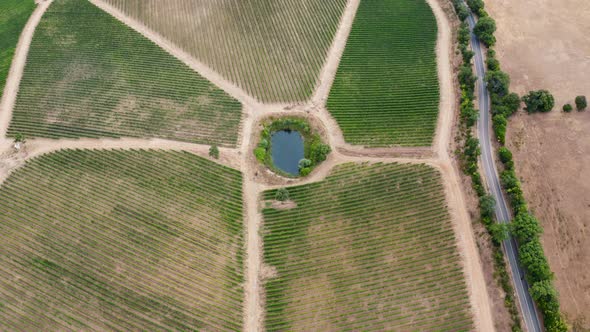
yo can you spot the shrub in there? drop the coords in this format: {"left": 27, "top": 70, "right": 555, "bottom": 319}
{"left": 309, "top": 141, "right": 331, "bottom": 164}
{"left": 502, "top": 93, "right": 521, "bottom": 116}
{"left": 455, "top": 3, "right": 470, "bottom": 21}
{"left": 518, "top": 239, "right": 553, "bottom": 282}
{"left": 522, "top": 90, "right": 555, "bottom": 113}
{"left": 575, "top": 95, "right": 587, "bottom": 111}
{"left": 511, "top": 212, "right": 542, "bottom": 243}
{"left": 486, "top": 57, "right": 500, "bottom": 71}
{"left": 254, "top": 147, "right": 266, "bottom": 162}
{"left": 258, "top": 139, "right": 269, "bottom": 149}
{"left": 298, "top": 158, "right": 312, "bottom": 170}
{"left": 13, "top": 132, "right": 26, "bottom": 143}
{"left": 209, "top": 145, "right": 219, "bottom": 159}
{"left": 485, "top": 70, "right": 510, "bottom": 97}
{"left": 299, "top": 167, "right": 311, "bottom": 176}
{"left": 562, "top": 104, "right": 573, "bottom": 113}
{"left": 474, "top": 16, "right": 496, "bottom": 47}
{"left": 489, "top": 223, "right": 509, "bottom": 244}
{"left": 275, "top": 188, "right": 289, "bottom": 201}
{"left": 492, "top": 114, "right": 507, "bottom": 144}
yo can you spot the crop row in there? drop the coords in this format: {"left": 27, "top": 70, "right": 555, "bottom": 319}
{"left": 0, "top": 149, "right": 244, "bottom": 331}
{"left": 8, "top": 0, "right": 242, "bottom": 146}
{"left": 327, "top": 0, "right": 440, "bottom": 147}
{"left": 103, "top": 0, "right": 348, "bottom": 103}
{"left": 262, "top": 162, "right": 473, "bottom": 331}
{"left": 0, "top": 0, "right": 35, "bottom": 94}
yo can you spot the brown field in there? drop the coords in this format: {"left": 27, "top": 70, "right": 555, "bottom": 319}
{"left": 487, "top": 0, "right": 590, "bottom": 328}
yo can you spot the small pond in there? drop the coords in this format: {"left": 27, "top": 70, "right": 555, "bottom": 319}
{"left": 271, "top": 130, "right": 304, "bottom": 176}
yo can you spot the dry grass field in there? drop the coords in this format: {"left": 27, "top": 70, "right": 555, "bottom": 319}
{"left": 488, "top": 0, "right": 590, "bottom": 328}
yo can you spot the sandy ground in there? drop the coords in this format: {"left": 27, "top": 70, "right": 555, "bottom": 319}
{"left": 487, "top": 0, "right": 590, "bottom": 328}
{"left": 0, "top": 0, "right": 53, "bottom": 137}
{"left": 0, "top": 0, "right": 497, "bottom": 330}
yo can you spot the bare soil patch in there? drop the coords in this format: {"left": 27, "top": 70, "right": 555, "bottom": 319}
{"left": 487, "top": 0, "right": 590, "bottom": 327}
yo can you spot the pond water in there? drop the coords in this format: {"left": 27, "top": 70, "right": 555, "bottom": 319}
{"left": 271, "top": 130, "right": 304, "bottom": 176}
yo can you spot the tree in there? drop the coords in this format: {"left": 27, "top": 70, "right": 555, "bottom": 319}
{"left": 479, "top": 194, "right": 496, "bottom": 218}
{"left": 486, "top": 57, "right": 500, "bottom": 71}
{"left": 485, "top": 70, "right": 510, "bottom": 97}
{"left": 275, "top": 188, "right": 289, "bottom": 201}
{"left": 209, "top": 145, "right": 219, "bottom": 159}
{"left": 464, "top": 137, "right": 481, "bottom": 159}
{"left": 489, "top": 223, "right": 509, "bottom": 244}
{"left": 518, "top": 239, "right": 553, "bottom": 282}
{"left": 466, "top": 0, "right": 485, "bottom": 13}
{"left": 575, "top": 95, "right": 587, "bottom": 111}
{"left": 492, "top": 114, "right": 507, "bottom": 144}
{"left": 298, "top": 158, "right": 311, "bottom": 170}
{"left": 498, "top": 147, "right": 513, "bottom": 164}
{"left": 455, "top": 3, "right": 469, "bottom": 21}
{"left": 474, "top": 16, "right": 496, "bottom": 47}
{"left": 522, "top": 90, "right": 555, "bottom": 113}
{"left": 529, "top": 280, "right": 559, "bottom": 313}
{"left": 511, "top": 212, "right": 542, "bottom": 243}
{"left": 502, "top": 93, "right": 521, "bottom": 116}
{"left": 562, "top": 104, "right": 573, "bottom": 113}
{"left": 459, "top": 65, "right": 477, "bottom": 88}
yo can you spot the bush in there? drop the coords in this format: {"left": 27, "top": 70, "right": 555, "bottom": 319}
{"left": 474, "top": 16, "right": 496, "bottom": 47}
{"left": 309, "top": 141, "right": 331, "bottom": 164}
{"left": 258, "top": 139, "right": 269, "bottom": 149}
{"left": 458, "top": 23, "right": 470, "bottom": 45}
{"left": 456, "top": 3, "right": 470, "bottom": 21}
{"left": 562, "top": 104, "right": 573, "bottom": 113}
{"left": 299, "top": 167, "right": 311, "bottom": 176}
{"left": 575, "top": 95, "right": 587, "bottom": 111}
{"left": 209, "top": 145, "right": 220, "bottom": 159}
{"left": 522, "top": 90, "right": 555, "bottom": 113}
{"left": 492, "top": 114, "right": 507, "bottom": 144}
{"left": 298, "top": 158, "right": 312, "bottom": 170}
{"left": 254, "top": 147, "right": 266, "bottom": 162}
{"left": 498, "top": 147, "right": 513, "bottom": 164}
{"left": 489, "top": 223, "right": 509, "bottom": 244}
{"left": 485, "top": 70, "right": 510, "bottom": 97}
{"left": 275, "top": 188, "right": 289, "bottom": 201}
{"left": 479, "top": 194, "right": 496, "bottom": 218}
{"left": 459, "top": 65, "right": 477, "bottom": 89}
{"left": 486, "top": 57, "right": 500, "bottom": 71}
{"left": 518, "top": 239, "right": 553, "bottom": 282}
{"left": 502, "top": 93, "right": 521, "bottom": 116}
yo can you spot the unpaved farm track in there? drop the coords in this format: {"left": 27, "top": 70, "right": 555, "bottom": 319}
{"left": 0, "top": 0, "right": 495, "bottom": 331}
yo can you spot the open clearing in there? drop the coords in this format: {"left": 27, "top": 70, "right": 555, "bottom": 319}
{"left": 8, "top": 0, "right": 242, "bottom": 146}
{"left": 262, "top": 163, "right": 473, "bottom": 331}
{"left": 0, "top": 149, "right": 244, "bottom": 331}
{"left": 488, "top": 0, "right": 590, "bottom": 328}
{"left": 102, "top": 0, "right": 347, "bottom": 103}
{"left": 326, "top": 0, "right": 439, "bottom": 147}
{"left": 0, "top": 0, "right": 35, "bottom": 94}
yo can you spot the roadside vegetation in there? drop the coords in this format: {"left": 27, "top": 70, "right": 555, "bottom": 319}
{"left": 262, "top": 163, "right": 474, "bottom": 331}
{"left": 9, "top": 0, "right": 242, "bottom": 146}
{"left": 0, "top": 149, "right": 244, "bottom": 330}
{"left": 327, "top": 0, "right": 439, "bottom": 147}
{"left": 0, "top": 0, "right": 35, "bottom": 95}
{"left": 457, "top": 0, "right": 567, "bottom": 330}
{"left": 103, "top": 0, "right": 347, "bottom": 102}
{"left": 254, "top": 117, "right": 330, "bottom": 177}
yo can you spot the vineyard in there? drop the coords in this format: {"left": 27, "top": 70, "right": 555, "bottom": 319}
{"left": 103, "top": 0, "right": 348, "bottom": 102}
{"left": 262, "top": 163, "right": 473, "bottom": 331}
{"left": 0, "top": 0, "right": 35, "bottom": 94}
{"left": 327, "top": 0, "right": 439, "bottom": 147}
{"left": 0, "top": 150, "right": 244, "bottom": 331}
{"left": 8, "top": 0, "right": 242, "bottom": 146}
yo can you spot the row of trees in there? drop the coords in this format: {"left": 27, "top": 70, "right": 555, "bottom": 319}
{"left": 463, "top": 1, "right": 568, "bottom": 330}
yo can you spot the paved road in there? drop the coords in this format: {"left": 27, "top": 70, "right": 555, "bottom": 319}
{"left": 466, "top": 11, "right": 543, "bottom": 332}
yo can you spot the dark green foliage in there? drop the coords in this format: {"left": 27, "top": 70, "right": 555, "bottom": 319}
{"left": 519, "top": 239, "right": 553, "bottom": 282}
{"left": 459, "top": 65, "right": 477, "bottom": 90}
{"left": 0, "top": 0, "right": 35, "bottom": 94}
{"left": 575, "top": 95, "right": 587, "bottom": 111}
{"left": 298, "top": 158, "right": 311, "bottom": 170}
{"left": 522, "top": 90, "right": 555, "bottom": 113}
{"left": 209, "top": 145, "right": 219, "bottom": 159}
{"left": 502, "top": 93, "right": 521, "bottom": 116}
{"left": 498, "top": 147, "right": 513, "bottom": 164}
{"left": 466, "top": 0, "right": 485, "bottom": 13}
{"left": 489, "top": 223, "right": 509, "bottom": 244}
{"left": 486, "top": 57, "right": 500, "bottom": 71}
{"left": 562, "top": 104, "right": 573, "bottom": 113}
{"left": 474, "top": 16, "right": 496, "bottom": 47}
{"left": 485, "top": 70, "right": 510, "bottom": 97}
{"left": 13, "top": 132, "right": 26, "bottom": 143}
{"left": 309, "top": 141, "right": 331, "bottom": 164}
{"left": 275, "top": 188, "right": 289, "bottom": 202}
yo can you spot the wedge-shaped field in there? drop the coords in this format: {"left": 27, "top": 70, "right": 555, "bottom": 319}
{"left": 327, "top": 0, "right": 439, "bottom": 147}
{"left": 262, "top": 163, "right": 473, "bottom": 331}
{"left": 0, "top": 150, "right": 244, "bottom": 331}
{"left": 103, "top": 0, "right": 348, "bottom": 102}
{"left": 8, "top": 0, "right": 242, "bottom": 146}
{"left": 0, "top": 0, "right": 35, "bottom": 93}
